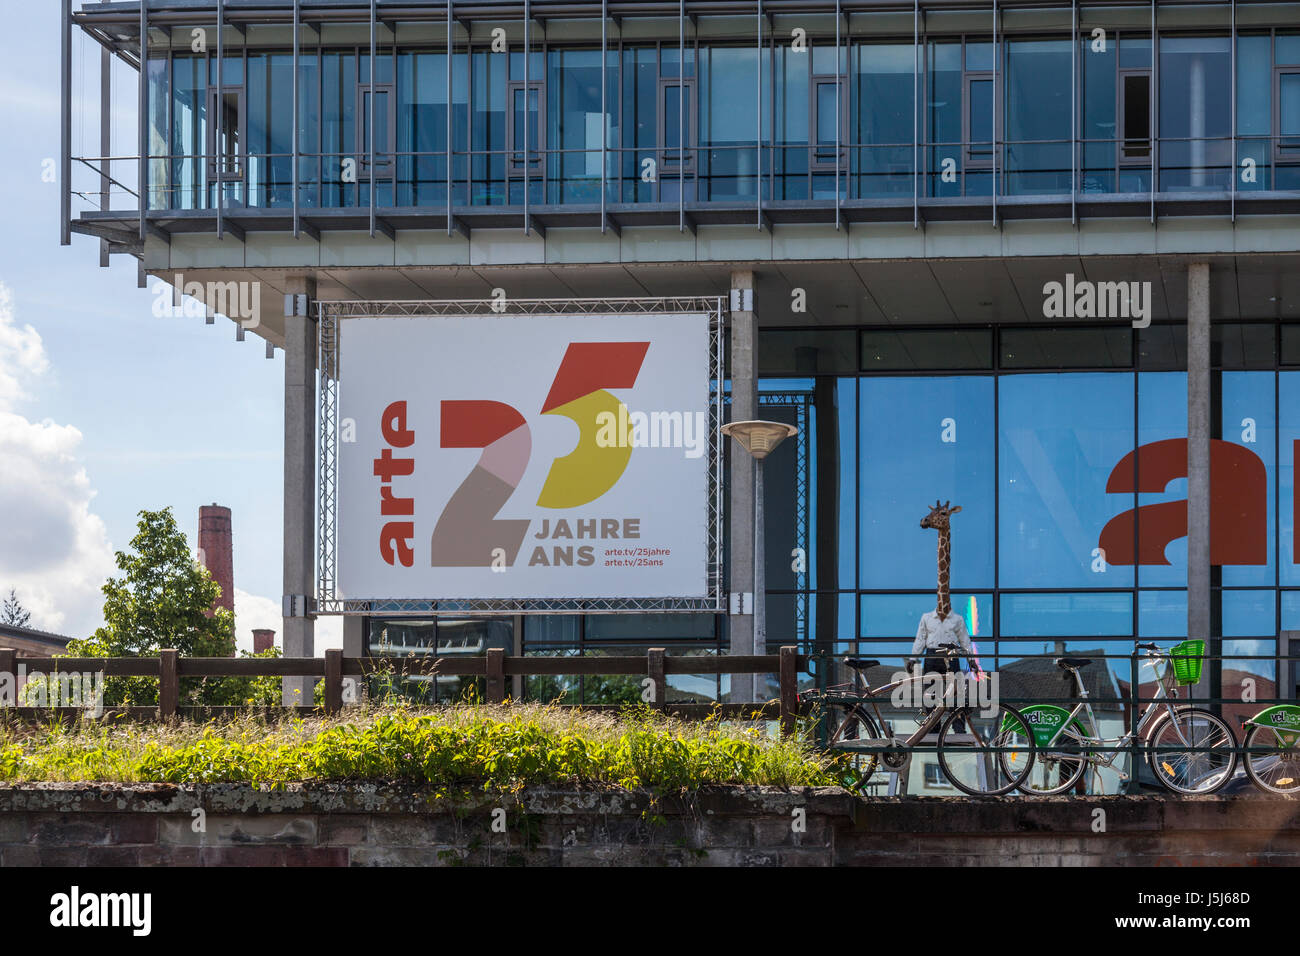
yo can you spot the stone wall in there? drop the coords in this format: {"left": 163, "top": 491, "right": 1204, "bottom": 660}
{"left": 0, "top": 783, "right": 1296, "bottom": 866}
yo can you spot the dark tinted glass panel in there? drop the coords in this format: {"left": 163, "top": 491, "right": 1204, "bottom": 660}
{"left": 1138, "top": 324, "right": 1186, "bottom": 369}
{"left": 860, "top": 329, "right": 993, "bottom": 370}
{"left": 1282, "top": 325, "right": 1300, "bottom": 365}
{"left": 760, "top": 330, "right": 857, "bottom": 374}
{"left": 1122, "top": 74, "right": 1151, "bottom": 158}
{"left": 585, "top": 613, "right": 715, "bottom": 641}
{"left": 1211, "top": 323, "right": 1275, "bottom": 368}
{"left": 1000, "top": 327, "right": 1132, "bottom": 368}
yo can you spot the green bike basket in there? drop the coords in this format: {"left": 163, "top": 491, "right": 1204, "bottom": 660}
{"left": 1170, "top": 639, "right": 1206, "bottom": 686}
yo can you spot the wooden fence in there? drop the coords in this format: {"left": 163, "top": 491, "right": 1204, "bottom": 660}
{"left": 0, "top": 646, "right": 805, "bottom": 735}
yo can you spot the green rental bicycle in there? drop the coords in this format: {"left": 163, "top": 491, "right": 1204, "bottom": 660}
{"left": 1240, "top": 702, "right": 1300, "bottom": 795}
{"left": 1009, "top": 640, "right": 1238, "bottom": 796}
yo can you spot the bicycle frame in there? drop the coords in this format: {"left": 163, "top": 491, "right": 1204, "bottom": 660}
{"left": 1040, "top": 651, "right": 1183, "bottom": 776}
{"left": 828, "top": 655, "right": 983, "bottom": 750}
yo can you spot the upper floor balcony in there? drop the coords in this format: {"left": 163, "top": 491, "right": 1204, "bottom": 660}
{"left": 62, "top": 0, "right": 1300, "bottom": 256}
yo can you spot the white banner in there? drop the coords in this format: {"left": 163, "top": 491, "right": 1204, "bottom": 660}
{"left": 336, "top": 312, "right": 711, "bottom": 600}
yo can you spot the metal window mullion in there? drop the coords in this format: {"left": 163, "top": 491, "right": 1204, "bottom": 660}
{"left": 447, "top": 0, "right": 454, "bottom": 236}
{"left": 756, "top": 0, "right": 762, "bottom": 230}
{"left": 62, "top": 0, "right": 73, "bottom": 245}
{"left": 992, "top": 0, "right": 998, "bottom": 229}
{"left": 835, "top": 0, "right": 842, "bottom": 230}
{"left": 293, "top": 0, "right": 300, "bottom": 238}
{"left": 1071, "top": 0, "right": 1077, "bottom": 227}
{"left": 913, "top": 0, "right": 919, "bottom": 229}
{"left": 1150, "top": 0, "right": 1156, "bottom": 223}
{"left": 601, "top": 0, "right": 607, "bottom": 233}
{"left": 1231, "top": 0, "right": 1237, "bottom": 221}
{"left": 100, "top": 44, "right": 111, "bottom": 261}
{"left": 369, "top": 0, "right": 376, "bottom": 238}
{"left": 139, "top": 1, "right": 149, "bottom": 239}
{"left": 216, "top": 0, "right": 223, "bottom": 238}
{"left": 679, "top": 0, "right": 685, "bottom": 232}
{"left": 524, "top": 0, "right": 531, "bottom": 236}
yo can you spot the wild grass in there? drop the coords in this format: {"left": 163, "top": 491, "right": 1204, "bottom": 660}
{"left": 0, "top": 703, "right": 838, "bottom": 793}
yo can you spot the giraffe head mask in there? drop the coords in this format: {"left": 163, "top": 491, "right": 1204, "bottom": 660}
{"left": 920, "top": 501, "right": 961, "bottom": 618}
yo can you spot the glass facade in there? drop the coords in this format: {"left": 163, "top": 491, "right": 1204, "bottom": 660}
{"left": 133, "top": 15, "right": 1300, "bottom": 213}
{"left": 759, "top": 321, "right": 1300, "bottom": 699}
{"left": 363, "top": 321, "right": 1299, "bottom": 703}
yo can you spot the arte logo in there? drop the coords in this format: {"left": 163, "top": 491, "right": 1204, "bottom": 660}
{"left": 388, "top": 340, "right": 651, "bottom": 569}
{"left": 1098, "top": 437, "right": 1270, "bottom": 565}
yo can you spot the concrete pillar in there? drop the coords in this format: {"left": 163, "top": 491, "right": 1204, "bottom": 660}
{"left": 282, "top": 277, "right": 317, "bottom": 706}
{"left": 729, "top": 270, "right": 758, "bottom": 703}
{"left": 1187, "top": 263, "right": 1211, "bottom": 664}
{"left": 343, "top": 617, "right": 365, "bottom": 659}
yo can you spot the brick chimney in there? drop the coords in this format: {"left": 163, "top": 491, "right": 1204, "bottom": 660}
{"left": 198, "top": 503, "right": 235, "bottom": 619}
{"left": 253, "top": 629, "right": 275, "bottom": 654}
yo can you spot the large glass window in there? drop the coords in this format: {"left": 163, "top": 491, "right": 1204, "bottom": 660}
{"left": 1159, "top": 36, "right": 1231, "bottom": 190}
{"left": 1003, "top": 39, "right": 1071, "bottom": 195}
{"left": 700, "top": 46, "right": 760, "bottom": 200}
{"left": 859, "top": 376, "right": 995, "bottom": 590}
{"left": 999, "top": 372, "right": 1136, "bottom": 589}
{"left": 854, "top": 43, "right": 915, "bottom": 198}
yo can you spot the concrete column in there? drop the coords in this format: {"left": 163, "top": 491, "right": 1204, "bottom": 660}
{"left": 729, "top": 270, "right": 758, "bottom": 702}
{"left": 343, "top": 616, "right": 365, "bottom": 659}
{"left": 1187, "top": 263, "right": 1211, "bottom": 662}
{"left": 283, "top": 277, "right": 317, "bottom": 706}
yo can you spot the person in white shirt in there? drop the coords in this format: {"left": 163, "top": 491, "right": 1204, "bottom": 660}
{"left": 911, "top": 609, "right": 980, "bottom": 678}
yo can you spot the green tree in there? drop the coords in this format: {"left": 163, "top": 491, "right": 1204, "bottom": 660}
{"left": 0, "top": 589, "right": 31, "bottom": 628}
{"left": 68, "top": 508, "right": 236, "bottom": 705}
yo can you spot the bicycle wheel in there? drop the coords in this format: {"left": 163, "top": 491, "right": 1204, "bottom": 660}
{"left": 937, "top": 704, "right": 1035, "bottom": 797}
{"left": 1006, "top": 725, "right": 1088, "bottom": 796}
{"left": 1145, "top": 706, "right": 1237, "bottom": 795}
{"left": 826, "top": 703, "right": 883, "bottom": 793}
{"left": 1243, "top": 723, "right": 1300, "bottom": 796}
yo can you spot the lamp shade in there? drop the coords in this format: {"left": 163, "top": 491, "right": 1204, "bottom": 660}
{"left": 720, "top": 420, "right": 798, "bottom": 460}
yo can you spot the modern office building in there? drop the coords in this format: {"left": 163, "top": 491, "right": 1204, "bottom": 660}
{"left": 60, "top": 0, "right": 1300, "bottom": 711}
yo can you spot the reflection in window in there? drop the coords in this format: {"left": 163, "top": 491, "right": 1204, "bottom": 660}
{"left": 1000, "top": 593, "right": 1134, "bottom": 637}
{"left": 860, "top": 377, "right": 995, "bottom": 590}
{"left": 1159, "top": 36, "right": 1231, "bottom": 191}
{"left": 999, "top": 373, "right": 1135, "bottom": 588}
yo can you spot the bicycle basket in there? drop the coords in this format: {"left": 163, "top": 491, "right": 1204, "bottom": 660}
{"left": 1169, "top": 639, "right": 1206, "bottom": 685}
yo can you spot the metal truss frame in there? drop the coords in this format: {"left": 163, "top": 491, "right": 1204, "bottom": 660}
{"left": 757, "top": 388, "right": 811, "bottom": 650}
{"left": 315, "top": 296, "right": 726, "bottom": 616}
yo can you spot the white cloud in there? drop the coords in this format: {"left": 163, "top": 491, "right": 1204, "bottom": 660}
{"left": 232, "top": 588, "right": 343, "bottom": 656}
{"left": 0, "top": 284, "right": 48, "bottom": 409}
{"left": 0, "top": 283, "right": 114, "bottom": 636}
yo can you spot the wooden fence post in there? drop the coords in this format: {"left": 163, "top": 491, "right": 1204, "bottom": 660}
{"left": 647, "top": 648, "right": 666, "bottom": 710}
{"left": 324, "top": 648, "right": 343, "bottom": 716}
{"left": 158, "top": 649, "right": 178, "bottom": 719}
{"left": 486, "top": 648, "right": 505, "bottom": 703}
{"left": 779, "top": 646, "right": 798, "bottom": 738}
{"left": 0, "top": 649, "right": 14, "bottom": 707}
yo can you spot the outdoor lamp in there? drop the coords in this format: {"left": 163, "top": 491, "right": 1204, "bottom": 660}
{"left": 721, "top": 420, "right": 798, "bottom": 701}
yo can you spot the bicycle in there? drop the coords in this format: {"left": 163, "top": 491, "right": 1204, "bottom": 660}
{"left": 805, "top": 644, "right": 1036, "bottom": 797}
{"left": 1240, "top": 701, "right": 1300, "bottom": 795}
{"left": 1010, "top": 640, "right": 1238, "bottom": 796}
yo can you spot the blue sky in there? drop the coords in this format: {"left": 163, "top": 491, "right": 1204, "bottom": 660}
{"left": 0, "top": 5, "right": 338, "bottom": 651}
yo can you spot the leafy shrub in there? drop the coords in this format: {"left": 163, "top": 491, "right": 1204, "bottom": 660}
{"left": 0, "top": 705, "right": 837, "bottom": 793}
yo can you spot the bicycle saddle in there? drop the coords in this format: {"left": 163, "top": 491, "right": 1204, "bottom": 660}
{"left": 843, "top": 658, "right": 881, "bottom": 670}
{"left": 1054, "top": 657, "right": 1092, "bottom": 670}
